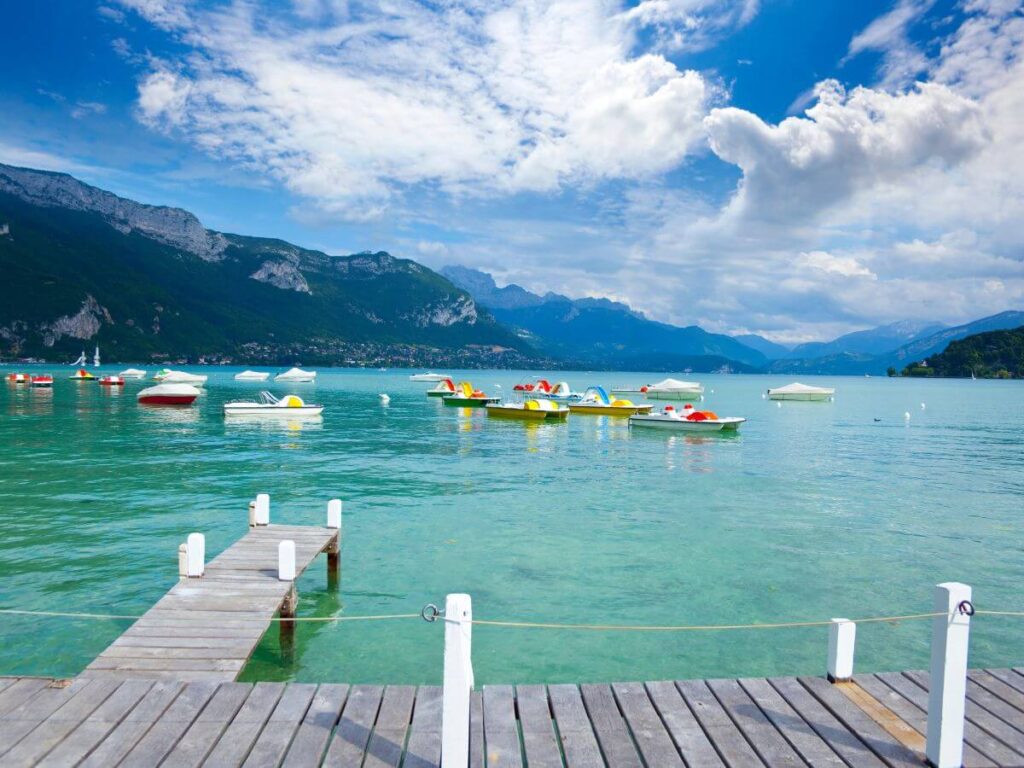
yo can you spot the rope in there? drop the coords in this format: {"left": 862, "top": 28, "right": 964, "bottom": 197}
{"left": 0, "top": 608, "right": 420, "bottom": 623}
{"left": 470, "top": 612, "right": 950, "bottom": 632}
{"left": 975, "top": 609, "right": 1024, "bottom": 618}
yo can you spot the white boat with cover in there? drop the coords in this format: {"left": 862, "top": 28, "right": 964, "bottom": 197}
{"left": 137, "top": 383, "right": 201, "bottom": 406}
{"left": 234, "top": 370, "right": 270, "bottom": 381}
{"left": 409, "top": 372, "right": 449, "bottom": 382}
{"left": 630, "top": 404, "right": 744, "bottom": 432}
{"left": 153, "top": 368, "right": 208, "bottom": 386}
{"left": 643, "top": 378, "right": 704, "bottom": 400}
{"left": 275, "top": 367, "right": 316, "bottom": 382}
{"left": 224, "top": 391, "right": 323, "bottom": 416}
{"left": 766, "top": 382, "right": 835, "bottom": 401}
{"left": 119, "top": 368, "right": 147, "bottom": 379}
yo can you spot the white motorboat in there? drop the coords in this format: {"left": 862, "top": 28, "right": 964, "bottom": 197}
{"left": 275, "top": 367, "right": 316, "bottom": 382}
{"left": 137, "top": 383, "right": 201, "bottom": 405}
{"left": 234, "top": 370, "right": 270, "bottom": 381}
{"left": 409, "top": 372, "right": 449, "bottom": 382}
{"left": 766, "top": 382, "right": 835, "bottom": 401}
{"left": 630, "top": 405, "right": 744, "bottom": 432}
{"left": 642, "top": 378, "right": 704, "bottom": 400}
{"left": 119, "top": 368, "right": 147, "bottom": 379}
{"left": 153, "top": 368, "right": 208, "bottom": 386}
{"left": 224, "top": 391, "right": 323, "bottom": 416}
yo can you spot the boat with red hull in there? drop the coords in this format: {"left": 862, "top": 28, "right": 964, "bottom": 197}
{"left": 137, "top": 383, "right": 200, "bottom": 406}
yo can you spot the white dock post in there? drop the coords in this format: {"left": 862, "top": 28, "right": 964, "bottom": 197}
{"left": 327, "top": 499, "right": 342, "bottom": 530}
{"left": 441, "top": 593, "right": 474, "bottom": 768}
{"left": 827, "top": 618, "right": 856, "bottom": 682}
{"left": 177, "top": 543, "right": 188, "bottom": 579}
{"left": 278, "top": 540, "right": 296, "bottom": 581}
{"left": 926, "top": 582, "right": 972, "bottom": 768}
{"left": 254, "top": 493, "right": 270, "bottom": 526}
{"left": 248, "top": 500, "right": 257, "bottom": 527}
{"left": 186, "top": 533, "right": 205, "bottom": 578}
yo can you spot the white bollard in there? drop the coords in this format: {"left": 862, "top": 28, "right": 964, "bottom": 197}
{"left": 255, "top": 493, "right": 270, "bottom": 526}
{"left": 278, "top": 540, "right": 296, "bottom": 581}
{"left": 926, "top": 582, "right": 972, "bottom": 768}
{"left": 827, "top": 618, "right": 856, "bottom": 682}
{"left": 186, "top": 533, "right": 205, "bottom": 578}
{"left": 178, "top": 543, "right": 188, "bottom": 579}
{"left": 248, "top": 500, "right": 256, "bottom": 527}
{"left": 441, "top": 593, "right": 474, "bottom": 768}
{"left": 327, "top": 499, "right": 342, "bottom": 530}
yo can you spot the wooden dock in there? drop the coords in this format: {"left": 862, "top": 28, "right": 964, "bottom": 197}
{"left": 1, "top": 669, "right": 1023, "bottom": 766}
{"left": 81, "top": 523, "right": 339, "bottom": 682}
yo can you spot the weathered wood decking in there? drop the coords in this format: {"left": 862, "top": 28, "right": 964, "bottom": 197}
{"left": 81, "top": 524, "right": 339, "bottom": 682}
{"left": 2, "top": 669, "right": 1022, "bottom": 766}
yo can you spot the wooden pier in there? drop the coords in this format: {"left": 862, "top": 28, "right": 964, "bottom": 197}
{"left": 82, "top": 520, "right": 339, "bottom": 682}
{"left": 1, "top": 669, "right": 1023, "bottom": 766}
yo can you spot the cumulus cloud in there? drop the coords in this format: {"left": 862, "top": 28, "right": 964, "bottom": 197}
{"left": 845, "top": 0, "right": 936, "bottom": 89}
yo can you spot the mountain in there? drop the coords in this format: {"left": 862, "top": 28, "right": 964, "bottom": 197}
{"left": 784, "top": 319, "right": 946, "bottom": 359}
{"left": 0, "top": 164, "right": 532, "bottom": 365}
{"left": 440, "top": 266, "right": 767, "bottom": 371}
{"left": 733, "top": 334, "right": 791, "bottom": 360}
{"left": 904, "top": 326, "right": 1024, "bottom": 378}
{"left": 771, "top": 311, "right": 1024, "bottom": 375}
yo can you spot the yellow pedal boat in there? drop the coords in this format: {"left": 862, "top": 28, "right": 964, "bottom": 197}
{"left": 567, "top": 387, "right": 652, "bottom": 416}
{"left": 486, "top": 399, "right": 568, "bottom": 421}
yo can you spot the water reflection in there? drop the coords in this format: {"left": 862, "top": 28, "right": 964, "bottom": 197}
{"left": 224, "top": 414, "right": 324, "bottom": 433}
{"left": 137, "top": 404, "right": 200, "bottom": 424}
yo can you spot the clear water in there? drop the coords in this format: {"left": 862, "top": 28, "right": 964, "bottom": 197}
{"left": 0, "top": 367, "right": 1021, "bottom": 685}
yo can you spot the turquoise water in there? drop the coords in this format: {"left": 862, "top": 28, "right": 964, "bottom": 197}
{"left": 0, "top": 367, "right": 1021, "bottom": 685}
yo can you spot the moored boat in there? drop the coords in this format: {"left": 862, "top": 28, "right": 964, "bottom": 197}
{"left": 568, "top": 386, "right": 653, "bottom": 416}
{"left": 643, "top": 378, "right": 704, "bottom": 400}
{"left": 486, "top": 399, "right": 568, "bottom": 421}
{"left": 6, "top": 372, "right": 31, "bottom": 384}
{"left": 427, "top": 378, "right": 457, "bottom": 397}
{"left": 630, "top": 404, "right": 744, "bottom": 432}
{"left": 224, "top": 391, "right": 323, "bottom": 416}
{"left": 70, "top": 368, "right": 96, "bottom": 381}
{"left": 442, "top": 381, "right": 499, "bottom": 407}
{"left": 30, "top": 375, "right": 53, "bottom": 388}
{"left": 99, "top": 375, "right": 125, "bottom": 386}
{"left": 153, "top": 369, "right": 208, "bottom": 385}
{"left": 234, "top": 370, "right": 270, "bottom": 381}
{"left": 119, "top": 368, "right": 147, "bottom": 379}
{"left": 137, "top": 383, "right": 201, "bottom": 405}
{"left": 409, "top": 372, "right": 450, "bottom": 382}
{"left": 533, "top": 381, "right": 582, "bottom": 402}
{"left": 274, "top": 367, "right": 316, "bottom": 382}
{"left": 766, "top": 382, "right": 835, "bottom": 401}
{"left": 513, "top": 378, "right": 553, "bottom": 393}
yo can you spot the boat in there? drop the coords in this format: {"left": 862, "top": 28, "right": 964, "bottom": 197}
{"left": 6, "top": 373, "right": 30, "bottom": 384}
{"left": 93, "top": 345, "right": 100, "bottom": 367}
{"left": 153, "top": 369, "right": 208, "bottom": 385}
{"left": 611, "top": 385, "right": 649, "bottom": 395}
{"left": 567, "top": 386, "right": 653, "bottom": 416}
{"left": 427, "top": 378, "right": 457, "bottom": 397}
{"left": 643, "top": 378, "right": 704, "bottom": 400}
{"left": 30, "top": 375, "right": 53, "bottom": 388}
{"left": 533, "top": 381, "right": 582, "bottom": 403}
{"left": 486, "top": 399, "right": 569, "bottom": 421}
{"left": 513, "top": 378, "right": 553, "bottom": 393}
{"left": 234, "top": 370, "right": 270, "bottom": 381}
{"left": 630, "top": 404, "right": 745, "bottom": 432}
{"left": 70, "top": 368, "right": 96, "bottom": 381}
{"left": 224, "top": 391, "right": 323, "bottom": 416}
{"left": 98, "top": 375, "right": 125, "bottom": 386}
{"left": 766, "top": 382, "right": 835, "bottom": 401}
{"left": 409, "top": 372, "right": 450, "bottom": 382}
{"left": 137, "top": 383, "right": 201, "bottom": 405}
{"left": 119, "top": 368, "right": 147, "bottom": 379}
{"left": 275, "top": 367, "right": 316, "bottom": 382}
{"left": 442, "top": 381, "right": 500, "bottom": 407}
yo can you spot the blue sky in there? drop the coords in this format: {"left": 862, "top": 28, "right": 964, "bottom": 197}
{"left": 1, "top": 0, "right": 1021, "bottom": 342}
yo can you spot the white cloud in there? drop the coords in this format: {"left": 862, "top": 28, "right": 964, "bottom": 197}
{"left": 846, "top": 0, "right": 936, "bottom": 89}
{"left": 621, "top": 0, "right": 759, "bottom": 52}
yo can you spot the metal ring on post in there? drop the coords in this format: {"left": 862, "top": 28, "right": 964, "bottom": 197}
{"left": 421, "top": 603, "right": 440, "bottom": 623}
{"left": 957, "top": 600, "right": 975, "bottom": 616}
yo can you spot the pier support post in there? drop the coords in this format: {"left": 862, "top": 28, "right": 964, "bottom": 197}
{"left": 254, "top": 493, "right": 270, "bottom": 526}
{"left": 926, "top": 582, "right": 972, "bottom": 768}
{"left": 186, "top": 533, "right": 205, "bottom": 578}
{"left": 279, "top": 540, "right": 296, "bottom": 581}
{"left": 326, "top": 499, "right": 341, "bottom": 585}
{"left": 441, "top": 593, "right": 474, "bottom": 768}
{"left": 827, "top": 618, "right": 856, "bottom": 682}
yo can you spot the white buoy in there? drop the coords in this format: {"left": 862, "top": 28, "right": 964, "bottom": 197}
{"left": 777, "top": 402, "right": 782, "bottom": 408}
{"left": 761, "top": 393, "right": 766, "bottom": 399}
{"left": 921, "top": 402, "right": 926, "bottom": 410}
{"left": 904, "top": 411, "right": 911, "bottom": 421}
{"left": 379, "top": 393, "right": 390, "bottom": 405}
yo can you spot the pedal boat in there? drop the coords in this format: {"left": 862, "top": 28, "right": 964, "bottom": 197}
{"left": 532, "top": 381, "right": 582, "bottom": 402}
{"left": 442, "top": 381, "right": 499, "bottom": 407}
{"left": 427, "top": 378, "right": 457, "bottom": 397}
{"left": 30, "top": 375, "right": 53, "bottom": 387}
{"left": 568, "top": 386, "right": 653, "bottom": 416}
{"left": 224, "top": 391, "right": 323, "bottom": 416}
{"left": 486, "top": 399, "right": 568, "bottom": 421}
{"left": 629, "top": 404, "right": 744, "bottom": 432}
{"left": 69, "top": 368, "right": 96, "bottom": 381}
{"left": 137, "top": 383, "right": 200, "bottom": 405}
{"left": 98, "top": 375, "right": 125, "bottom": 386}
{"left": 6, "top": 373, "right": 31, "bottom": 384}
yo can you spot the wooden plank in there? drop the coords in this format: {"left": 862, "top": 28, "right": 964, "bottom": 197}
{"left": 967, "top": 673, "right": 1024, "bottom": 719}
{"left": 482, "top": 685, "right": 523, "bottom": 768}
{"left": 470, "top": 689, "right": 485, "bottom": 768}
{"left": 706, "top": 678, "right": 806, "bottom": 767}
{"left": 0, "top": 678, "right": 54, "bottom": 717}
{"left": 364, "top": 685, "right": 416, "bottom": 768}
{"left": 241, "top": 683, "right": 317, "bottom": 768}
{"left": 117, "top": 680, "right": 219, "bottom": 767}
{"left": 645, "top": 680, "right": 725, "bottom": 768}
{"left": 324, "top": 684, "right": 384, "bottom": 764}
{"left": 798, "top": 676, "right": 922, "bottom": 768}
{"left": 986, "top": 669, "right": 1024, "bottom": 698}
{"left": 99, "top": 645, "right": 255, "bottom": 659}
{"left": 833, "top": 681, "right": 925, "bottom": 753}
{"left": 612, "top": 682, "right": 684, "bottom": 768}
{"left": 87, "top": 657, "right": 246, "bottom": 673}
{"left": 0, "top": 679, "right": 93, "bottom": 756}
{"left": 676, "top": 679, "right": 765, "bottom": 768}
{"left": 768, "top": 677, "right": 887, "bottom": 768}
{"left": 876, "top": 671, "right": 1022, "bottom": 767}
{"left": 516, "top": 685, "right": 562, "bottom": 768}
{"left": 281, "top": 683, "right": 349, "bottom": 767}
{"left": 547, "top": 684, "right": 602, "bottom": 768}
{"left": 737, "top": 678, "right": 845, "bottom": 768}
{"left": 403, "top": 686, "right": 443, "bottom": 768}
{"left": 580, "top": 683, "right": 642, "bottom": 768}
{"left": 160, "top": 682, "right": 252, "bottom": 767}
{"left": 79, "top": 681, "right": 186, "bottom": 767}
{"left": 202, "top": 682, "right": 286, "bottom": 767}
